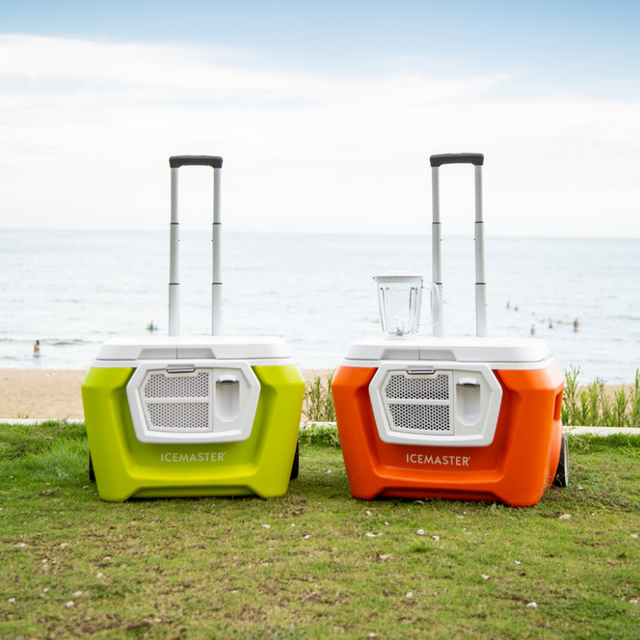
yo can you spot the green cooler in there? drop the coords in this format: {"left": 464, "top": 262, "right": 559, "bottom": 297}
{"left": 82, "top": 156, "right": 304, "bottom": 501}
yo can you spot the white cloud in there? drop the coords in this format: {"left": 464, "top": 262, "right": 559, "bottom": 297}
{"left": 0, "top": 34, "right": 638, "bottom": 237}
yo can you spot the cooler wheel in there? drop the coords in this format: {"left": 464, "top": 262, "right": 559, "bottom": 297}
{"left": 290, "top": 440, "right": 300, "bottom": 480}
{"left": 553, "top": 434, "right": 569, "bottom": 488}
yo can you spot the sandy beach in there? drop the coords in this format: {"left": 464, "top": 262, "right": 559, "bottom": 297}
{"left": 0, "top": 368, "right": 332, "bottom": 421}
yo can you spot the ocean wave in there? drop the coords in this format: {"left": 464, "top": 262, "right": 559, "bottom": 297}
{"left": 47, "top": 339, "right": 97, "bottom": 346}
{"left": 0, "top": 337, "right": 96, "bottom": 346}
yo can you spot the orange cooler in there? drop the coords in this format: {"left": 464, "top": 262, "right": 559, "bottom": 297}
{"left": 333, "top": 337, "right": 564, "bottom": 507}
{"left": 332, "top": 152, "right": 566, "bottom": 507}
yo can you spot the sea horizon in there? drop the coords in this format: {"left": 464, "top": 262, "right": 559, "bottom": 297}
{"left": 1, "top": 229, "right": 638, "bottom": 385}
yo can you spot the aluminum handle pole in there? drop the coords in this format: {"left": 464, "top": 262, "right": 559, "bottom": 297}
{"left": 431, "top": 166, "right": 444, "bottom": 336}
{"left": 169, "top": 167, "right": 180, "bottom": 336}
{"left": 474, "top": 165, "right": 488, "bottom": 337}
{"left": 211, "top": 167, "right": 222, "bottom": 336}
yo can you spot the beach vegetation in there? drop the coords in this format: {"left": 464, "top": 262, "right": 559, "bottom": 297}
{"left": 302, "top": 370, "right": 336, "bottom": 423}
{"left": 563, "top": 366, "right": 640, "bottom": 428}
{"left": 1, "top": 421, "right": 640, "bottom": 638}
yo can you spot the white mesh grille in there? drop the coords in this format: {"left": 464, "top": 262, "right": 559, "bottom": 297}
{"left": 385, "top": 374, "right": 450, "bottom": 400}
{"left": 127, "top": 361, "right": 261, "bottom": 443}
{"left": 388, "top": 404, "right": 451, "bottom": 432}
{"left": 381, "top": 370, "right": 453, "bottom": 435}
{"left": 141, "top": 369, "right": 212, "bottom": 433}
{"left": 144, "top": 372, "right": 209, "bottom": 399}
{"left": 146, "top": 402, "right": 210, "bottom": 430}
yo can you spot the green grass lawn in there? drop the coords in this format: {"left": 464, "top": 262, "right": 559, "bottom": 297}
{"left": 1, "top": 422, "right": 640, "bottom": 639}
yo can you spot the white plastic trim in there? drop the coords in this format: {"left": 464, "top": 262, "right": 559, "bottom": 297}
{"left": 369, "top": 361, "right": 503, "bottom": 447}
{"left": 126, "top": 359, "right": 260, "bottom": 443}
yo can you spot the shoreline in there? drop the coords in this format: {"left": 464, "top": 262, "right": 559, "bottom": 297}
{"left": 0, "top": 368, "right": 333, "bottom": 420}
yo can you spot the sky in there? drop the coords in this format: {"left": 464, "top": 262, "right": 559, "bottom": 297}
{"left": 1, "top": 0, "right": 639, "bottom": 237}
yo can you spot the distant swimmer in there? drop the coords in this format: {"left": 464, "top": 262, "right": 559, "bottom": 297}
{"left": 506, "top": 301, "right": 510, "bottom": 309}
{"left": 530, "top": 325, "right": 535, "bottom": 335}
{"left": 33, "top": 340, "right": 41, "bottom": 357}
{"left": 573, "top": 318, "right": 579, "bottom": 332}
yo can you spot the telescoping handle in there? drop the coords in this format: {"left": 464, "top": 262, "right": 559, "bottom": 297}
{"left": 168, "top": 155, "right": 224, "bottom": 337}
{"left": 430, "top": 153, "right": 487, "bottom": 338}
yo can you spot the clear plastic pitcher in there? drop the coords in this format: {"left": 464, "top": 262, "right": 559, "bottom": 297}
{"left": 374, "top": 272, "right": 439, "bottom": 337}
{"left": 374, "top": 273, "right": 423, "bottom": 336}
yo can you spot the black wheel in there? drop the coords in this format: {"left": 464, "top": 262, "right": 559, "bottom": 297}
{"left": 89, "top": 453, "right": 96, "bottom": 483}
{"left": 553, "top": 434, "right": 569, "bottom": 488}
{"left": 290, "top": 440, "right": 300, "bottom": 480}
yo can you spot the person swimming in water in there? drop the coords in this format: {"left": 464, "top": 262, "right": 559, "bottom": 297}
{"left": 33, "top": 340, "right": 41, "bottom": 356}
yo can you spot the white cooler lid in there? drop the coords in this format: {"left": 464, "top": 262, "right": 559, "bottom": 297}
{"left": 94, "top": 335, "right": 293, "bottom": 361}
{"left": 343, "top": 336, "right": 553, "bottom": 366}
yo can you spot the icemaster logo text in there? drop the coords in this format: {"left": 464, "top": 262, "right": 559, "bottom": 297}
{"left": 406, "top": 453, "right": 470, "bottom": 466}
{"left": 160, "top": 452, "right": 226, "bottom": 463}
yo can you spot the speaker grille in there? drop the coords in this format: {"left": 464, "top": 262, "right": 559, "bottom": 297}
{"left": 146, "top": 402, "right": 211, "bottom": 430}
{"left": 144, "top": 372, "right": 209, "bottom": 399}
{"left": 385, "top": 373, "right": 450, "bottom": 400}
{"left": 388, "top": 404, "right": 451, "bottom": 432}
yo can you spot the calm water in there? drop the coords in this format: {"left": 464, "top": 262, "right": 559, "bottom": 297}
{"left": 1, "top": 229, "right": 638, "bottom": 384}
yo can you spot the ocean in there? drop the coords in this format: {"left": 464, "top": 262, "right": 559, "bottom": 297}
{"left": 1, "top": 229, "right": 638, "bottom": 385}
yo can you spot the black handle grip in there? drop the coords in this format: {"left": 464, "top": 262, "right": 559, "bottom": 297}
{"left": 169, "top": 155, "right": 223, "bottom": 169}
{"left": 430, "top": 153, "right": 484, "bottom": 167}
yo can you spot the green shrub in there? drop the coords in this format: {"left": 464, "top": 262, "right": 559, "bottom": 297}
{"left": 563, "top": 366, "right": 640, "bottom": 428}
